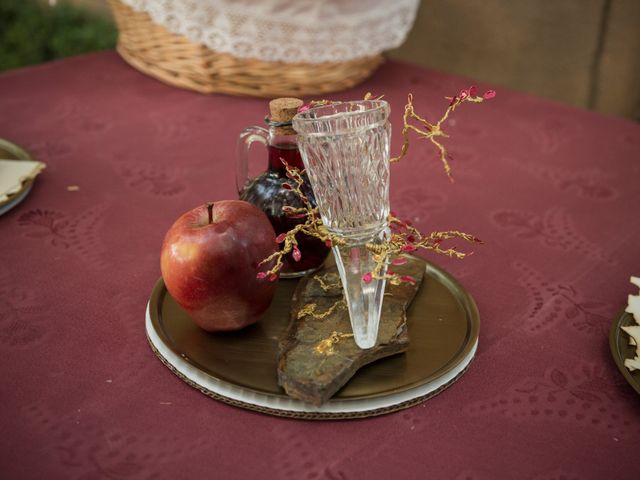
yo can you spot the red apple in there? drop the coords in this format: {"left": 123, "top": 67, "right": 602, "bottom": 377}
{"left": 160, "top": 200, "right": 278, "bottom": 331}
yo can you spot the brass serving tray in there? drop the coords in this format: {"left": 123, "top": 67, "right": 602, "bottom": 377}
{"left": 0, "top": 138, "right": 35, "bottom": 214}
{"left": 609, "top": 310, "right": 640, "bottom": 395}
{"left": 146, "top": 257, "right": 480, "bottom": 418}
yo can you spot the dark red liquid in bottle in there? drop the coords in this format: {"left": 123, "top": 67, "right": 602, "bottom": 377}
{"left": 240, "top": 143, "right": 329, "bottom": 276}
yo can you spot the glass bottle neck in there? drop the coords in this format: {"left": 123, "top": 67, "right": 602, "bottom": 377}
{"left": 267, "top": 130, "right": 304, "bottom": 171}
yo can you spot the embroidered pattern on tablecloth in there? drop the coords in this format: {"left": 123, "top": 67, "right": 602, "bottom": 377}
{"left": 17, "top": 205, "right": 110, "bottom": 269}
{"left": 465, "top": 364, "right": 640, "bottom": 439}
{"left": 492, "top": 207, "right": 615, "bottom": 265}
{"left": 514, "top": 261, "right": 613, "bottom": 336}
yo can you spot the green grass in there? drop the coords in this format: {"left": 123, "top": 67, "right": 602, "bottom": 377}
{"left": 0, "top": 0, "right": 117, "bottom": 71}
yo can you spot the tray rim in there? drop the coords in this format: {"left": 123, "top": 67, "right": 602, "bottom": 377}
{"left": 608, "top": 308, "right": 640, "bottom": 395}
{"left": 0, "top": 137, "right": 35, "bottom": 211}
{"left": 148, "top": 258, "right": 480, "bottom": 401}
{"left": 146, "top": 307, "right": 478, "bottom": 418}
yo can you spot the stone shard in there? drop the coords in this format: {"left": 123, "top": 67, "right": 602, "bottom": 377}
{"left": 277, "top": 256, "right": 424, "bottom": 405}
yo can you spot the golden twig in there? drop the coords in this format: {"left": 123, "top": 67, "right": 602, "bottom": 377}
{"left": 297, "top": 299, "right": 346, "bottom": 320}
{"left": 314, "top": 331, "right": 354, "bottom": 356}
{"left": 314, "top": 273, "right": 342, "bottom": 292}
{"left": 390, "top": 88, "right": 495, "bottom": 180}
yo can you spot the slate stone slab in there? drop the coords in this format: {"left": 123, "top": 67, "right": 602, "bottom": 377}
{"left": 277, "top": 256, "right": 425, "bottom": 405}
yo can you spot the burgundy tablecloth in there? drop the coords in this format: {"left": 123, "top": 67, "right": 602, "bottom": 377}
{"left": 1, "top": 52, "right": 639, "bottom": 479}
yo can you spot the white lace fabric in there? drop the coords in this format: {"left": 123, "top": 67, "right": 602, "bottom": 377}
{"left": 121, "top": 0, "right": 420, "bottom": 64}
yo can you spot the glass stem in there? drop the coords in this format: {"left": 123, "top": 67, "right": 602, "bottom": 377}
{"left": 332, "top": 236, "right": 387, "bottom": 349}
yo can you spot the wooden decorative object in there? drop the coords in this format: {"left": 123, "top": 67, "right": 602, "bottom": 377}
{"left": 108, "top": 0, "right": 384, "bottom": 97}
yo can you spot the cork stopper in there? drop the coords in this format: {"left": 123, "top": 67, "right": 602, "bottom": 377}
{"left": 269, "top": 97, "right": 303, "bottom": 135}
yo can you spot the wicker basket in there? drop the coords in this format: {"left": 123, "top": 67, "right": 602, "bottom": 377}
{"left": 108, "top": 0, "right": 384, "bottom": 97}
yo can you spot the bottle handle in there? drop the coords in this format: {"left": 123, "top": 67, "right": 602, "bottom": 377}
{"left": 236, "top": 126, "right": 269, "bottom": 195}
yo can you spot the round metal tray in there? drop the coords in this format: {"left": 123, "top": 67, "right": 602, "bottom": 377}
{"left": 146, "top": 257, "right": 480, "bottom": 419}
{"left": 0, "top": 138, "right": 35, "bottom": 215}
{"left": 609, "top": 309, "right": 640, "bottom": 395}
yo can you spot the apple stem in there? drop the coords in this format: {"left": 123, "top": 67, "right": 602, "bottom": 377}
{"left": 207, "top": 202, "right": 214, "bottom": 224}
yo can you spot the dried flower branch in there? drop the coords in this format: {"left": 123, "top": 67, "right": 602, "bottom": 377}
{"left": 256, "top": 161, "right": 345, "bottom": 281}
{"left": 297, "top": 92, "right": 383, "bottom": 113}
{"left": 257, "top": 163, "right": 481, "bottom": 285}
{"left": 391, "top": 86, "right": 496, "bottom": 180}
{"left": 364, "top": 92, "right": 384, "bottom": 101}
{"left": 258, "top": 88, "right": 493, "bottom": 285}
{"left": 298, "top": 98, "right": 342, "bottom": 113}
{"left": 363, "top": 215, "right": 482, "bottom": 286}
{"left": 297, "top": 299, "right": 346, "bottom": 320}
{"left": 314, "top": 273, "right": 342, "bottom": 292}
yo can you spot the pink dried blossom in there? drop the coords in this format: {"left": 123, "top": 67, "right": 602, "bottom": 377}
{"left": 282, "top": 183, "right": 293, "bottom": 190}
{"left": 400, "top": 275, "right": 417, "bottom": 285}
{"left": 268, "top": 273, "right": 278, "bottom": 282}
{"left": 469, "top": 85, "right": 478, "bottom": 96}
{"left": 483, "top": 90, "right": 496, "bottom": 99}
{"left": 292, "top": 245, "right": 301, "bottom": 262}
{"left": 401, "top": 244, "right": 418, "bottom": 252}
{"left": 362, "top": 272, "right": 373, "bottom": 284}
{"left": 256, "top": 272, "right": 267, "bottom": 279}
{"left": 298, "top": 105, "right": 310, "bottom": 113}
{"left": 391, "top": 257, "right": 408, "bottom": 266}
{"left": 275, "top": 233, "right": 287, "bottom": 244}
{"left": 325, "top": 239, "right": 332, "bottom": 247}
